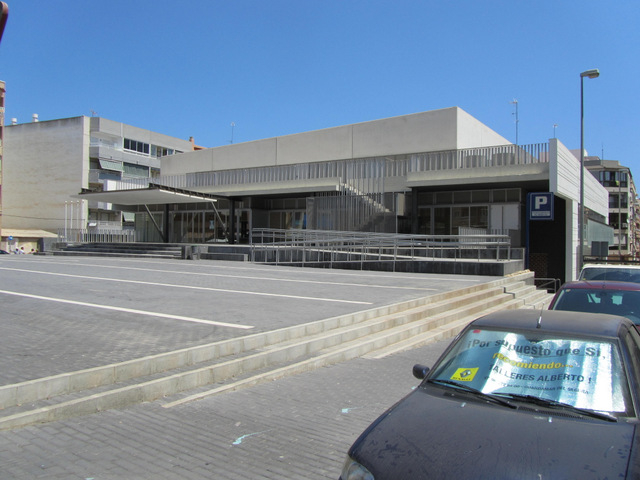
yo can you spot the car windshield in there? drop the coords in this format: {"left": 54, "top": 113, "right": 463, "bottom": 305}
{"left": 429, "top": 328, "right": 631, "bottom": 415}
{"left": 552, "top": 288, "right": 640, "bottom": 325}
{"left": 579, "top": 267, "right": 640, "bottom": 283}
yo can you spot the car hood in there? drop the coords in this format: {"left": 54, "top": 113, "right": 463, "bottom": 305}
{"left": 349, "top": 386, "right": 636, "bottom": 479}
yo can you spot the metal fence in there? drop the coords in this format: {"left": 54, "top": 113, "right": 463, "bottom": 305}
{"left": 58, "top": 229, "right": 137, "bottom": 244}
{"left": 251, "top": 229, "right": 513, "bottom": 270}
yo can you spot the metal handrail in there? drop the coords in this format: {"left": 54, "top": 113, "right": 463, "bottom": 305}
{"left": 250, "top": 229, "right": 514, "bottom": 269}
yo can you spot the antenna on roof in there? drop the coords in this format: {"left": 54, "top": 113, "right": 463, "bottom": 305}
{"left": 536, "top": 311, "right": 543, "bottom": 329}
{"left": 510, "top": 99, "right": 519, "bottom": 145}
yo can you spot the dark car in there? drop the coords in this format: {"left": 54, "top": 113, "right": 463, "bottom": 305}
{"left": 549, "top": 280, "right": 640, "bottom": 331}
{"left": 0, "top": 249, "right": 9, "bottom": 254}
{"left": 340, "top": 310, "right": 640, "bottom": 479}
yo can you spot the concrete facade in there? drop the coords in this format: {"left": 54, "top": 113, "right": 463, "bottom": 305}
{"left": 162, "top": 108, "right": 510, "bottom": 175}
{"left": 2, "top": 107, "right": 611, "bottom": 282}
{"left": 585, "top": 158, "right": 638, "bottom": 259}
{"left": 1, "top": 116, "right": 195, "bottom": 250}
{"left": 144, "top": 107, "right": 609, "bottom": 281}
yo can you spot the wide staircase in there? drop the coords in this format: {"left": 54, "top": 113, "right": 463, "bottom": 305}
{"left": 52, "top": 242, "right": 184, "bottom": 259}
{"left": 0, "top": 271, "right": 553, "bottom": 430}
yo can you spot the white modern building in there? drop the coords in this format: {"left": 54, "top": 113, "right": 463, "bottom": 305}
{"left": 0, "top": 115, "right": 198, "bottom": 252}
{"left": 80, "top": 107, "right": 610, "bottom": 282}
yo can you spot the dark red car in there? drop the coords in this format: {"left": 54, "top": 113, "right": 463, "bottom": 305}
{"left": 549, "top": 280, "right": 640, "bottom": 332}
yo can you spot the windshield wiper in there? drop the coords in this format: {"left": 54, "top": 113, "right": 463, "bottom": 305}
{"left": 427, "top": 379, "right": 516, "bottom": 409}
{"left": 498, "top": 393, "right": 618, "bottom": 422}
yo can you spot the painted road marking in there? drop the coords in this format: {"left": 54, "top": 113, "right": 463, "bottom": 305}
{"left": 0, "top": 267, "right": 372, "bottom": 305}
{"left": 0, "top": 289, "right": 254, "bottom": 329}
{"left": 2, "top": 258, "right": 441, "bottom": 290}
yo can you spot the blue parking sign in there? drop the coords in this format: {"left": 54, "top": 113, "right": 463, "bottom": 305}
{"left": 528, "top": 192, "right": 554, "bottom": 221}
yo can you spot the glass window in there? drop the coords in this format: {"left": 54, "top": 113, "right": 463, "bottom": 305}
{"left": 434, "top": 207, "right": 450, "bottom": 235}
{"left": 419, "top": 192, "right": 434, "bottom": 205}
{"left": 452, "top": 206, "right": 470, "bottom": 234}
{"left": 506, "top": 189, "right": 521, "bottom": 202}
{"left": 552, "top": 287, "right": 640, "bottom": 325}
{"left": 472, "top": 190, "right": 490, "bottom": 203}
{"left": 492, "top": 190, "right": 506, "bottom": 202}
{"left": 418, "top": 208, "right": 431, "bottom": 235}
{"left": 454, "top": 191, "right": 471, "bottom": 204}
{"left": 436, "top": 192, "right": 452, "bottom": 204}
{"left": 470, "top": 206, "right": 488, "bottom": 229}
{"left": 430, "top": 328, "right": 631, "bottom": 415}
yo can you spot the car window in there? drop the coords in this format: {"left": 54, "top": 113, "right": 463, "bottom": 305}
{"left": 552, "top": 289, "right": 640, "bottom": 324}
{"left": 579, "top": 267, "right": 640, "bottom": 283}
{"left": 430, "top": 328, "right": 630, "bottom": 414}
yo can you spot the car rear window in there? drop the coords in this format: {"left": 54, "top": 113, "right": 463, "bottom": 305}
{"left": 552, "top": 288, "right": 640, "bottom": 324}
{"left": 579, "top": 267, "right": 640, "bottom": 283}
{"left": 430, "top": 328, "right": 630, "bottom": 414}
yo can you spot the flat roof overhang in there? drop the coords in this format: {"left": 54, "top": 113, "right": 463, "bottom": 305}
{"left": 406, "top": 163, "right": 549, "bottom": 188}
{"left": 74, "top": 185, "right": 226, "bottom": 205}
{"left": 196, "top": 178, "right": 342, "bottom": 197}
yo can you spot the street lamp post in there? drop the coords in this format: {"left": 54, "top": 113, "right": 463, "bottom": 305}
{"left": 579, "top": 68, "right": 600, "bottom": 272}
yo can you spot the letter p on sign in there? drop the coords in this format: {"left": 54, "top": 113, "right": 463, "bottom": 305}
{"left": 535, "top": 196, "right": 548, "bottom": 210}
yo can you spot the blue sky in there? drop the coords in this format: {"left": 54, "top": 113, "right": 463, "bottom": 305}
{"left": 1, "top": 1, "right": 638, "bottom": 174}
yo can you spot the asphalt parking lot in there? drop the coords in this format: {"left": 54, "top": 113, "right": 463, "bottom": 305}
{"left": 0, "top": 255, "right": 498, "bottom": 479}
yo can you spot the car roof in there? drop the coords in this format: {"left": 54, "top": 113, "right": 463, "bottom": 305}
{"left": 560, "top": 280, "right": 640, "bottom": 291}
{"left": 470, "top": 309, "right": 631, "bottom": 339}
{"left": 581, "top": 264, "right": 640, "bottom": 270}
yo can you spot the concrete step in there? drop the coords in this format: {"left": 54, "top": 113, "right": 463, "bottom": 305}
{"left": 52, "top": 242, "right": 184, "bottom": 259}
{"left": 0, "top": 271, "right": 549, "bottom": 430}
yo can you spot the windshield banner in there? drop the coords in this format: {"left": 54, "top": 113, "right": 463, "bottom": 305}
{"left": 446, "top": 330, "right": 625, "bottom": 412}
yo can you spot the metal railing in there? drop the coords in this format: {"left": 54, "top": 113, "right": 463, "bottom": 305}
{"left": 251, "top": 229, "right": 513, "bottom": 269}
{"left": 534, "top": 277, "right": 561, "bottom": 294}
{"left": 108, "top": 142, "right": 549, "bottom": 194}
{"left": 58, "top": 228, "right": 136, "bottom": 244}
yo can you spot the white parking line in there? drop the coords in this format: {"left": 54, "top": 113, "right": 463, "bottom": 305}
{"left": 0, "top": 266, "right": 373, "bottom": 305}
{"left": 0, "top": 289, "right": 254, "bottom": 329}
{"left": 3, "top": 258, "right": 439, "bottom": 290}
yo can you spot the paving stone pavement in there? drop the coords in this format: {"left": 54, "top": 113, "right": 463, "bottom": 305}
{"left": 0, "top": 340, "right": 450, "bottom": 479}
{"left": 0, "top": 255, "right": 496, "bottom": 479}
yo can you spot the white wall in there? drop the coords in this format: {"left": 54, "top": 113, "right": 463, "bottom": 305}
{"left": 456, "top": 108, "right": 511, "bottom": 149}
{"left": 162, "top": 107, "right": 511, "bottom": 176}
{"left": 549, "top": 138, "right": 609, "bottom": 280}
{"left": 3, "top": 117, "right": 89, "bottom": 232}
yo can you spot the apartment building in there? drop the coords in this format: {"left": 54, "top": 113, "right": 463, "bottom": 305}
{"left": 0, "top": 115, "right": 197, "bottom": 251}
{"left": 585, "top": 158, "right": 638, "bottom": 259}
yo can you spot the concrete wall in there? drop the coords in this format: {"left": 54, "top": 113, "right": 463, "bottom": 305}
{"left": 3, "top": 116, "right": 196, "bottom": 234}
{"left": 162, "top": 107, "right": 511, "bottom": 176}
{"left": 456, "top": 108, "right": 511, "bottom": 149}
{"left": 3, "top": 117, "right": 89, "bottom": 232}
{"left": 90, "top": 117, "right": 194, "bottom": 153}
{"left": 549, "top": 138, "right": 609, "bottom": 280}
{"left": 550, "top": 138, "right": 608, "bottom": 217}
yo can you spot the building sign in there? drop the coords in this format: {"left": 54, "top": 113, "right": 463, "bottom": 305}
{"left": 528, "top": 192, "right": 554, "bottom": 221}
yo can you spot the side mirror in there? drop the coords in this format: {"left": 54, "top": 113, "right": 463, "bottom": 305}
{"left": 412, "top": 364, "right": 430, "bottom": 380}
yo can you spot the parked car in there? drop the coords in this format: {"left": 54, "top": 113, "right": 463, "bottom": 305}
{"left": 579, "top": 263, "right": 640, "bottom": 283}
{"left": 0, "top": 249, "right": 9, "bottom": 254}
{"left": 549, "top": 280, "right": 640, "bottom": 331}
{"left": 340, "top": 310, "right": 640, "bottom": 480}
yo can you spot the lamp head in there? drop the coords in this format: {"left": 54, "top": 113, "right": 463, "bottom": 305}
{"left": 581, "top": 69, "right": 600, "bottom": 79}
